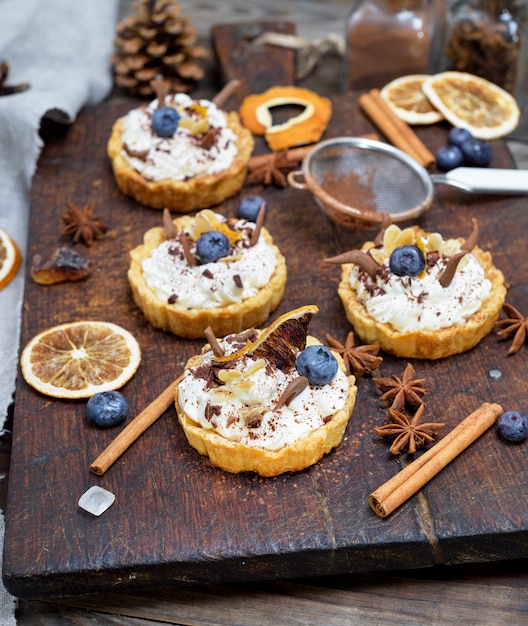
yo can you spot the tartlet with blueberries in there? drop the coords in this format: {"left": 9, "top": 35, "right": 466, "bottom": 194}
{"left": 174, "top": 305, "right": 358, "bottom": 476}
{"left": 325, "top": 220, "right": 506, "bottom": 359}
{"left": 128, "top": 198, "right": 287, "bottom": 339}
{"left": 107, "top": 83, "right": 254, "bottom": 212}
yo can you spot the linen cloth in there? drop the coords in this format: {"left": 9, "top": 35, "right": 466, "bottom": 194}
{"left": 0, "top": 0, "right": 119, "bottom": 619}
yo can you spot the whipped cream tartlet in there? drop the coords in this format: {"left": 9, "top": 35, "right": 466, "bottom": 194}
{"left": 107, "top": 90, "right": 254, "bottom": 211}
{"left": 328, "top": 221, "right": 506, "bottom": 359}
{"left": 174, "top": 306, "right": 358, "bottom": 476}
{"left": 128, "top": 209, "right": 287, "bottom": 338}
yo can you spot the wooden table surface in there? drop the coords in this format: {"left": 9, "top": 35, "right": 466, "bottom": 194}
{"left": 4, "top": 1, "right": 528, "bottom": 624}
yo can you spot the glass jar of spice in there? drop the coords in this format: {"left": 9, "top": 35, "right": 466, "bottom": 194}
{"left": 342, "top": 0, "right": 447, "bottom": 92}
{"left": 444, "top": 0, "right": 528, "bottom": 106}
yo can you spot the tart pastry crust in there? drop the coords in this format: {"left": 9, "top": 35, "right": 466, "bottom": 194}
{"left": 174, "top": 337, "right": 357, "bottom": 476}
{"left": 107, "top": 111, "right": 254, "bottom": 212}
{"left": 338, "top": 230, "right": 506, "bottom": 360}
{"left": 128, "top": 216, "right": 287, "bottom": 339}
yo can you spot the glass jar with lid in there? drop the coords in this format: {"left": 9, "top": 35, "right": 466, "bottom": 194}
{"left": 443, "top": 0, "right": 528, "bottom": 106}
{"left": 342, "top": 0, "right": 447, "bottom": 92}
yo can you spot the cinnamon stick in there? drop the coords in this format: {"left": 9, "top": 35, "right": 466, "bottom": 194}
{"left": 248, "top": 133, "right": 380, "bottom": 173}
{"left": 248, "top": 145, "right": 315, "bottom": 172}
{"left": 369, "top": 402, "right": 503, "bottom": 518}
{"left": 359, "top": 89, "right": 436, "bottom": 169}
{"left": 89, "top": 377, "right": 182, "bottom": 476}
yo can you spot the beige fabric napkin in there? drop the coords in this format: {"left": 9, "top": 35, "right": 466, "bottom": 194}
{"left": 0, "top": 0, "right": 119, "bottom": 617}
{"left": 0, "top": 0, "right": 118, "bottom": 432}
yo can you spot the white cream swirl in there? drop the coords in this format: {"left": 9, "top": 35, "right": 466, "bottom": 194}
{"left": 141, "top": 214, "right": 277, "bottom": 309}
{"left": 120, "top": 93, "right": 238, "bottom": 181}
{"left": 350, "top": 237, "right": 492, "bottom": 333}
{"left": 178, "top": 341, "right": 349, "bottom": 451}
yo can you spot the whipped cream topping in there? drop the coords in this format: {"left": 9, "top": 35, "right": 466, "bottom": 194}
{"left": 178, "top": 337, "right": 349, "bottom": 451}
{"left": 350, "top": 237, "right": 492, "bottom": 333}
{"left": 120, "top": 93, "right": 238, "bottom": 181}
{"left": 141, "top": 213, "right": 277, "bottom": 309}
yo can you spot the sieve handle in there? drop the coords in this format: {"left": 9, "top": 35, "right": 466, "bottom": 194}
{"left": 287, "top": 170, "right": 308, "bottom": 190}
{"left": 431, "top": 168, "right": 528, "bottom": 194}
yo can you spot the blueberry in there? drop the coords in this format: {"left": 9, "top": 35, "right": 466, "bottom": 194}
{"left": 447, "top": 127, "right": 473, "bottom": 147}
{"left": 86, "top": 391, "right": 129, "bottom": 429}
{"left": 151, "top": 106, "right": 180, "bottom": 137}
{"left": 436, "top": 144, "right": 464, "bottom": 171}
{"left": 460, "top": 137, "right": 493, "bottom": 167}
{"left": 195, "top": 230, "right": 231, "bottom": 263}
{"left": 296, "top": 345, "right": 338, "bottom": 386}
{"left": 497, "top": 410, "right": 528, "bottom": 442}
{"left": 238, "top": 196, "right": 266, "bottom": 222}
{"left": 389, "top": 245, "right": 426, "bottom": 277}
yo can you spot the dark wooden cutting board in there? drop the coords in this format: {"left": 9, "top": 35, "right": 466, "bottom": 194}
{"left": 4, "top": 25, "right": 528, "bottom": 599}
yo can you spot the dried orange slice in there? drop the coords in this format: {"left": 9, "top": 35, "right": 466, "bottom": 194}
{"left": 21, "top": 321, "right": 141, "bottom": 399}
{"left": 214, "top": 304, "right": 319, "bottom": 367}
{"left": 422, "top": 71, "right": 520, "bottom": 139}
{"left": 380, "top": 75, "right": 444, "bottom": 125}
{"left": 0, "top": 227, "right": 22, "bottom": 290}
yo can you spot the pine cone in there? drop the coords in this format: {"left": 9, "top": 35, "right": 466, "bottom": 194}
{"left": 112, "top": 0, "right": 208, "bottom": 97}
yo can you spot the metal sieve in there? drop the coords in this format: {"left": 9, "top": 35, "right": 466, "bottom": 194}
{"left": 287, "top": 137, "right": 434, "bottom": 228}
{"left": 288, "top": 136, "right": 528, "bottom": 229}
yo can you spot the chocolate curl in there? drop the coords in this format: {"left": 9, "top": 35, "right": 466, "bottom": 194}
{"left": 250, "top": 201, "right": 267, "bottom": 246}
{"left": 439, "top": 251, "right": 468, "bottom": 288}
{"left": 373, "top": 212, "right": 393, "bottom": 247}
{"left": 162, "top": 208, "right": 177, "bottom": 240}
{"left": 150, "top": 77, "right": 171, "bottom": 107}
{"left": 273, "top": 376, "right": 309, "bottom": 410}
{"left": 323, "top": 250, "right": 380, "bottom": 279}
{"left": 180, "top": 232, "right": 197, "bottom": 267}
{"left": 204, "top": 327, "right": 225, "bottom": 357}
{"left": 212, "top": 78, "right": 241, "bottom": 108}
{"left": 461, "top": 218, "right": 479, "bottom": 253}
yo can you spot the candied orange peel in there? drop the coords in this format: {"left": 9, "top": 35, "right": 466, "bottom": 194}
{"left": 239, "top": 85, "right": 332, "bottom": 151}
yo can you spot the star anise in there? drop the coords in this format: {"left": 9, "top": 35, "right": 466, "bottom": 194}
{"left": 325, "top": 331, "right": 382, "bottom": 378}
{"left": 61, "top": 202, "right": 108, "bottom": 246}
{"left": 246, "top": 151, "right": 299, "bottom": 188}
{"left": 374, "top": 405, "right": 445, "bottom": 455}
{"left": 373, "top": 362, "right": 427, "bottom": 411}
{"left": 495, "top": 303, "right": 528, "bottom": 355}
{"left": 0, "top": 60, "right": 30, "bottom": 96}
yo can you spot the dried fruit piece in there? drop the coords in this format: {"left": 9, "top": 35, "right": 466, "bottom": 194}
{"left": 214, "top": 304, "right": 319, "bottom": 369}
{"left": 20, "top": 321, "right": 141, "bottom": 399}
{"left": 422, "top": 71, "right": 520, "bottom": 139}
{"left": 239, "top": 86, "right": 332, "bottom": 151}
{"left": 380, "top": 74, "right": 443, "bottom": 125}
{"left": 30, "top": 247, "right": 90, "bottom": 284}
{"left": 0, "top": 227, "right": 22, "bottom": 290}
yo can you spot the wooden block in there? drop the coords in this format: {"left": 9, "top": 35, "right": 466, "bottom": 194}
{"left": 211, "top": 21, "right": 296, "bottom": 106}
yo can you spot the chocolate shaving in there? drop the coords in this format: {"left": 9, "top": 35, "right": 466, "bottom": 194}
{"left": 123, "top": 142, "right": 149, "bottom": 160}
{"left": 250, "top": 201, "right": 266, "bottom": 246}
{"left": 373, "top": 212, "right": 393, "bottom": 247}
{"left": 439, "top": 250, "right": 468, "bottom": 288}
{"left": 273, "top": 376, "right": 309, "bottom": 410}
{"left": 461, "top": 218, "right": 479, "bottom": 253}
{"left": 150, "top": 77, "right": 171, "bottom": 107}
{"left": 179, "top": 232, "right": 197, "bottom": 266}
{"left": 204, "top": 327, "right": 225, "bottom": 357}
{"left": 245, "top": 409, "right": 264, "bottom": 429}
{"left": 200, "top": 127, "right": 220, "bottom": 150}
{"left": 162, "top": 208, "right": 177, "bottom": 240}
{"left": 323, "top": 249, "right": 380, "bottom": 279}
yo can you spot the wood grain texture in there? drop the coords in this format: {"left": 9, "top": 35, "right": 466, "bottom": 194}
{"left": 4, "top": 91, "right": 528, "bottom": 602}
